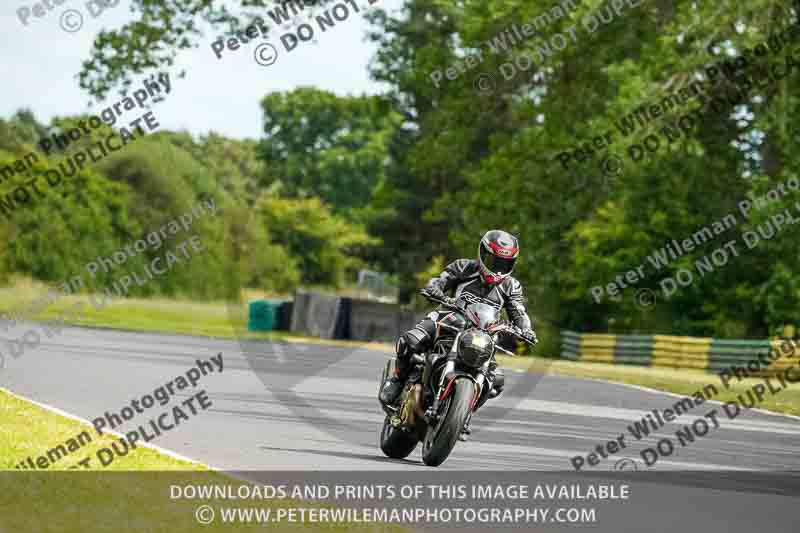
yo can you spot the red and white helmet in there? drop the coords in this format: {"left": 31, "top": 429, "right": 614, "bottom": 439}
{"left": 477, "top": 230, "right": 519, "bottom": 285}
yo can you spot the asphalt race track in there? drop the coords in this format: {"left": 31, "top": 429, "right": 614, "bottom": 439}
{"left": 2, "top": 325, "right": 799, "bottom": 472}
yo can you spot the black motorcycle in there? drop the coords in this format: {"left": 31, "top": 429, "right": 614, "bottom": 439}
{"left": 377, "top": 291, "right": 536, "bottom": 467}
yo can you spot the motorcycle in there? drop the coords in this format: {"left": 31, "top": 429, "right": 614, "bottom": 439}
{"left": 377, "top": 290, "right": 537, "bottom": 467}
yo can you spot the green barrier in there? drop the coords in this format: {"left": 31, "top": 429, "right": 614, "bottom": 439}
{"left": 708, "top": 338, "right": 772, "bottom": 372}
{"left": 561, "top": 330, "right": 581, "bottom": 361}
{"left": 248, "top": 300, "right": 281, "bottom": 332}
{"left": 614, "top": 335, "right": 654, "bottom": 367}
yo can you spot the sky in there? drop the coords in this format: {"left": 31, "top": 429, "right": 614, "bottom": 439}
{"left": 0, "top": 0, "right": 403, "bottom": 140}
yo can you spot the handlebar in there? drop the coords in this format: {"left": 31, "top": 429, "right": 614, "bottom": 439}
{"left": 490, "top": 323, "right": 537, "bottom": 346}
{"left": 419, "top": 289, "right": 537, "bottom": 346}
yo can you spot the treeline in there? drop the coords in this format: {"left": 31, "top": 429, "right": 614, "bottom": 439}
{"left": 253, "top": 1, "right": 800, "bottom": 339}
{"left": 4, "top": 0, "right": 800, "bottom": 340}
{"left": 354, "top": 0, "right": 800, "bottom": 339}
{"left": 0, "top": 109, "right": 374, "bottom": 300}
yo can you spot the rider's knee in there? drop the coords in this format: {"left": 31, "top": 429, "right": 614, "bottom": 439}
{"left": 396, "top": 326, "right": 432, "bottom": 359}
{"left": 395, "top": 335, "right": 411, "bottom": 360}
{"left": 417, "top": 319, "right": 437, "bottom": 340}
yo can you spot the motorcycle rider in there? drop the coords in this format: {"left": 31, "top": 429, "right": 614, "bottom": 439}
{"left": 380, "top": 230, "right": 537, "bottom": 437}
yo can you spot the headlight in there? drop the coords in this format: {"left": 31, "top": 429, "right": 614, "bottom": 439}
{"left": 457, "top": 330, "right": 494, "bottom": 368}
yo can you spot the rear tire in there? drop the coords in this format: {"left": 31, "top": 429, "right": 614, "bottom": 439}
{"left": 422, "top": 379, "right": 474, "bottom": 467}
{"left": 380, "top": 417, "right": 419, "bottom": 459}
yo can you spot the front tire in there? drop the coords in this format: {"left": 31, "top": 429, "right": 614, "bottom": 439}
{"left": 422, "top": 379, "right": 474, "bottom": 467}
{"left": 380, "top": 417, "right": 419, "bottom": 459}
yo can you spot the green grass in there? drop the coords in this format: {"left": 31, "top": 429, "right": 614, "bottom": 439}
{"left": 0, "top": 283, "right": 254, "bottom": 339}
{"left": 0, "top": 387, "right": 207, "bottom": 472}
{"left": 0, "top": 389, "right": 402, "bottom": 533}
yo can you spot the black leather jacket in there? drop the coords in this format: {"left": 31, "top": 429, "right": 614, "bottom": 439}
{"left": 425, "top": 259, "right": 532, "bottom": 331}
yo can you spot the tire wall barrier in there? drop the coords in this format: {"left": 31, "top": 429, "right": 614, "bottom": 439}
{"left": 348, "top": 299, "right": 409, "bottom": 343}
{"left": 561, "top": 330, "right": 796, "bottom": 376}
{"left": 287, "top": 290, "right": 422, "bottom": 342}
{"left": 289, "top": 290, "right": 348, "bottom": 339}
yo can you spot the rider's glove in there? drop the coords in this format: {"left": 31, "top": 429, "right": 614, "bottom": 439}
{"left": 520, "top": 328, "right": 538, "bottom": 345}
{"left": 442, "top": 296, "right": 458, "bottom": 308}
{"left": 422, "top": 286, "right": 445, "bottom": 302}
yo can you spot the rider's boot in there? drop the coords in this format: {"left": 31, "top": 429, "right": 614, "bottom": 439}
{"left": 381, "top": 326, "right": 432, "bottom": 405}
{"left": 459, "top": 413, "right": 473, "bottom": 442}
{"left": 380, "top": 364, "right": 408, "bottom": 404}
{"left": 489, "top": 368, "right": 505, "bottom": 398}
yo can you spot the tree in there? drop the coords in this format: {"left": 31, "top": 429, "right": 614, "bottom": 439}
{"left": 256, "top": 194, "right": 379, "bottom": 287}
{"left": 165, "top": 131, "right": 265, "bottom": 203}
{"left": 366, "top": 0, "right": 800, "bottom": 335}
{"left": 57, "top": 0, "right": 800, "bottom": 334}
{"left": 77, "top": 1, "right": 333, "bottom": 101}
{"left": 257, "top": 87, "right": 400, "bottom": 214}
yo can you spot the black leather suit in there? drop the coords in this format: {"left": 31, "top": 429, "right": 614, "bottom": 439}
{"left": 395, "top": 259, "right": 533, "bottom": 401}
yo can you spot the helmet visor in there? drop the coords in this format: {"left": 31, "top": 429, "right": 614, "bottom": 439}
{"left": 480, "top": 244, "right": 516, "bottom": 274}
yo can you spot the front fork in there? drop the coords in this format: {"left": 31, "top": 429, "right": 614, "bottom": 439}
{"left": 424, "top": 359, "right": 485, "bottom": 425}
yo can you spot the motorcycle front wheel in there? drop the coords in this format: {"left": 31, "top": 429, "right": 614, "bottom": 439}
{"left": 421, "top": 379, "right": 474, "bottom": 467}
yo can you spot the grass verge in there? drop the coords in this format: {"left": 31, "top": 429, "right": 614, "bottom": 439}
{"left": 0, "top": 284, "right": 257, "bottom": 339}
{"left": 0, "top": 389, "right": 401, "bottom": 533}
{"left": 0, "top": 285, "right": 389, "bottom": 352}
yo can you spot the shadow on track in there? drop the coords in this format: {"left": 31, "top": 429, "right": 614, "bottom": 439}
{"left": 259, "top": 445, "right": 428, "bottom": 467}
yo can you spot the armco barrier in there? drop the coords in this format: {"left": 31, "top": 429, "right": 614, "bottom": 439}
{"left": 561, "top": 331, "right": 796, "bottom": 376}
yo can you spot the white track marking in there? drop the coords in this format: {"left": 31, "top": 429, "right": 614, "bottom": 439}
{"left": 572, "top": 376, "right": 800, "bottom": 421}
{"left": 272, "top": 341, "right": 287, "bottom": 363}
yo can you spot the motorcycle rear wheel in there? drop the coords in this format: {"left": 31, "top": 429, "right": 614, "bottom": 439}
{"left": 379, "top": 417, "right": 419, "bottom": 459}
